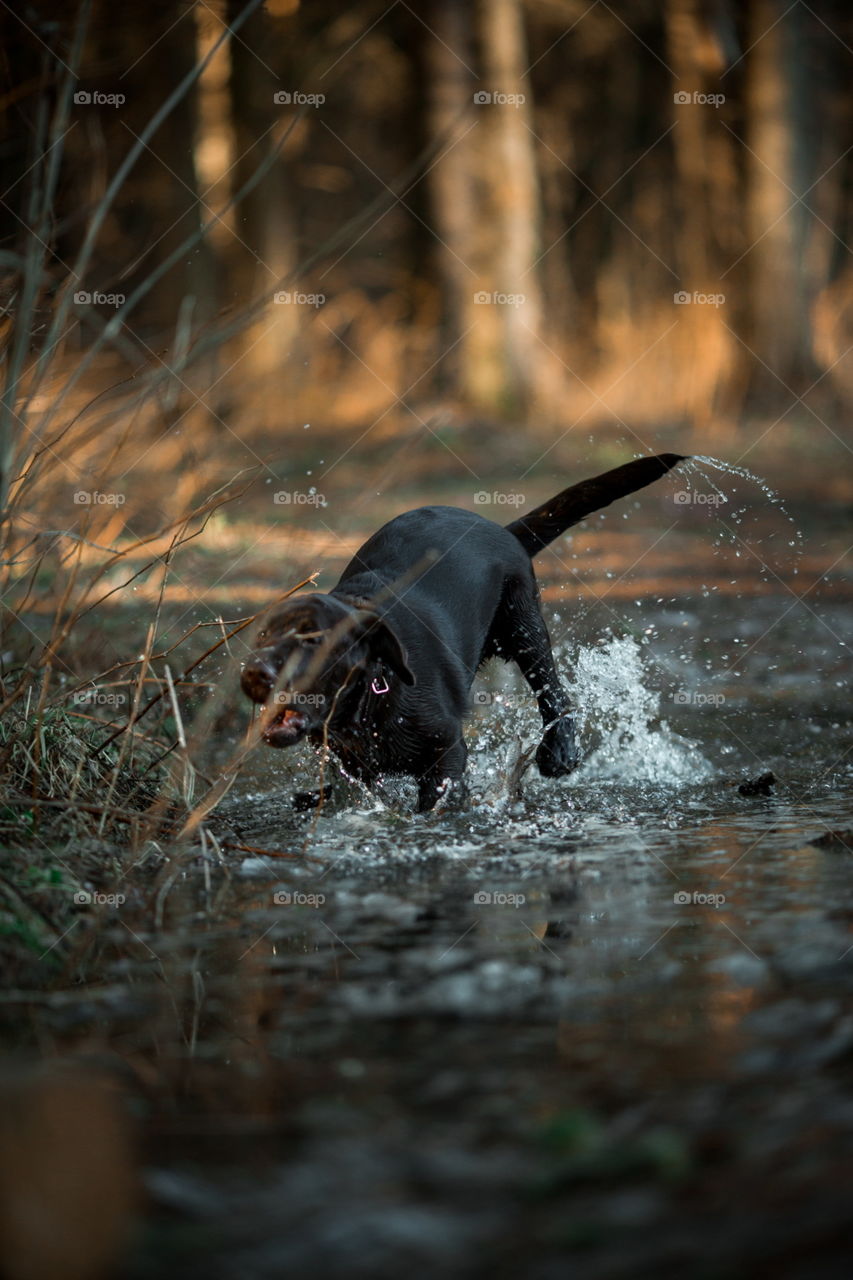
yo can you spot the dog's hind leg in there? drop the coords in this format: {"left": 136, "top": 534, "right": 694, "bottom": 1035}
{"left": 489, "top": 577, "right": 580, "bottom": 778}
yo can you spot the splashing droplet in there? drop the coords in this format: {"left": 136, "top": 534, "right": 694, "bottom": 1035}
{"left": 684, "top": 455, "right": 803, "bottom": 552}
{"left": 567, "top": 636, "right": 710, "bottom": 784}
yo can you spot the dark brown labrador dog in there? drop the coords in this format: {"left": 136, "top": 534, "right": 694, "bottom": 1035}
{"left": 242, "top": 454, "right": 686, "bottom": 811}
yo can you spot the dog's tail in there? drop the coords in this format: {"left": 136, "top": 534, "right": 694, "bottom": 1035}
{"left": 506, "top": 453, "right": 688, "bottom": 556}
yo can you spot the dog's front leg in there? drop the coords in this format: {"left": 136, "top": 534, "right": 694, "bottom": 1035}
{"left": 416, "top": 734, "right": 468, "bottom": 812}
{"left": 508, "top": 598, "right": 581, "bottom": 778}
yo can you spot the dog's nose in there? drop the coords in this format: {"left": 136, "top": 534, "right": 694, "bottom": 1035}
{"left": 241, "top": 656, "right": 278, "bottom": 703}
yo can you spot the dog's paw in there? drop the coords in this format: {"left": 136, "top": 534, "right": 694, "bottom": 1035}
{"left": 535, "top": 718, "right": 581, "bottom": 778}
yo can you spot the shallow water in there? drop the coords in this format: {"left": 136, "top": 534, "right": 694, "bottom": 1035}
{"left": 9, "top": 504, "right": 853, "bottom": 1278}
{"left": 157, "top": 588, "right": 851, "bottom": 1275}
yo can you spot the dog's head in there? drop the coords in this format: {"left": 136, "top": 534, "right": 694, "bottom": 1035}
{"left": 241, "top": 593, "right": 415, "bottom": 747}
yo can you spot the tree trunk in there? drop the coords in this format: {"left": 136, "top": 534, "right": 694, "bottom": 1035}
{"left": 226, "top": 0, "right": 296, "bottom": 371}
{"left": 425, "top": 0, "right": 549, "bottom": 417}
{"left": 423, "top": 0, "right": 485, "bottom": 404}
{"left": 478, "top": 0, "right": 548, "bottom": 415}
{"left": 665, "top": 0, "right": 740, "bottom": 426}
{"left": 745, "top": 0, "right": 815, "bottom": 391}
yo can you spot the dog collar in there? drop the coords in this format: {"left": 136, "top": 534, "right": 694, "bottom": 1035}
{"left": 370, "top": 673, "right": 390, "bottom": 695}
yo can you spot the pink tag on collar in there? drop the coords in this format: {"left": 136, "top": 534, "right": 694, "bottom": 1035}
{"left": 370, "top": 675, "right": 390, "bottom": 695}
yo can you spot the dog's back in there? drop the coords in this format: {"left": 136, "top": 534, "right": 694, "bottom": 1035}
{"left": 333, "top": 506, "right": 524, "bottom": 689}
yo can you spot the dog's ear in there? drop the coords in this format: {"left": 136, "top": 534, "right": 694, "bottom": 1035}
{"left": 355, "top": 611, "right": 416, "bottom": 686}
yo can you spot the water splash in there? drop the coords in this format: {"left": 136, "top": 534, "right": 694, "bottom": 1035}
{"left": 681, "top": 454, "right": 803, "bottom": 554}
{"left": 566, "top": 636, "right": 710, "bottom": 785}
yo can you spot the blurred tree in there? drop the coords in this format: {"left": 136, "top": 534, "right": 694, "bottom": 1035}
{"left": 423, "top": 0, "right": 483, "bottom": 403}
{"left": 226, "top": 0, "right": 292, "bottom": 295}
{"left": 480, "top": 0, "right": 551, "bottom": 414}
{"left": 225, "top": 0, "right": 296, "bottom": 369}
{"left": 103, "top": 2, "right": 215, "bottom": 328}
{"left": 425, "top": 0, "right": 550, "bottom": 416}
{"left": 665, "top": 0, "right": 741, "bottom": 424}
{"left": 745, "top": 0, "right": 817, "bottom": 393}
{"left": 0, "top": 0, "right": 850, "bottom": 434}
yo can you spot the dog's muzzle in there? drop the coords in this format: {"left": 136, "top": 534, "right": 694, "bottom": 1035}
{"left": 261, "top": 705, "right": 308, "bottom": 747}
{"left": 242, "top": 652, "right": 314, "bottom": 748}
